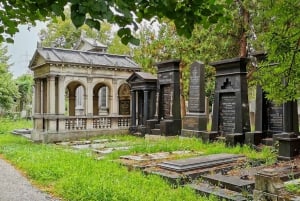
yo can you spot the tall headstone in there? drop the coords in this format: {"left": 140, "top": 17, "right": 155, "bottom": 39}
{"left": 181, "top": 61, "right": 207, "bottom": 137}
{"left": 156, "top": 59, "right": 182, "bottom": 136}
{"left": 210, "top": 57, "right": 250, "bottom": 138}
{"left": 245, "top": 52, "right": 299, "bottom": 146}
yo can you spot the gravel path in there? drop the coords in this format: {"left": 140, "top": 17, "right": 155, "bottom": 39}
{"left": 0, "top": 158, "right": 59, "bottom": 201}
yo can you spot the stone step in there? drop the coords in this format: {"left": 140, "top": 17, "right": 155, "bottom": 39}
{"left": 151, "top": 129, "right": 161, "bottom": 135}
{"left": 216, "top": 136, "right": 226, "bottom": 141}
{"left": 132, "top": 132, "right": 144, "bottom": 137}
{"left": 262, "top": 138, "right": 273, "bottom": 146}
{"left": 201, "top": 174, "right": 255, "bottom": 193}
{"left": 188, "top": 183, "right": 249, "bottom": 201}
{"left": 155, "top": 124, "right": 160, "bottom": 129}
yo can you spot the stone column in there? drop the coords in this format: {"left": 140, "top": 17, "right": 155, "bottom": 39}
{"left": 48, "top": 75, "right": 56, "bottom": 114}
{"left": 34, "top": 79, "right": 41, "bottom": 114}
{"left": 58, "top": 76, "right": 65, "bottom": 115}
{"left": 111, "top": 79, "right": 118, "bottom": 115}
{"left": 131, "top": 90, "right": 136, "bottom": 127}
{"left": 87, "top": 78, "right": 93, "bottom": 116}
{"left": 143, "top": 90, "right": 149, "bottom": 125}
{"left": 58, "top": 76, "right": 65, "bottom": 131}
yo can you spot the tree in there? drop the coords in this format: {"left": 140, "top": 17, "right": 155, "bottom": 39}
{"left": 249, "top": 0, "right": 300, "bottom": 103}
{"left": 1, "top": 0, "right": 226, "bottom": 44}
{"left": 0, "top": 45, "right": 19, "bottom": 111}
{"left": 15, "top": 74, "right": 33, "bottom": 112}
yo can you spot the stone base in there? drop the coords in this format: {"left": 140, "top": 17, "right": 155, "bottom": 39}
{"left": 182, "top": 114, "right": 207, "bottom": 131}
{"left": 31, "top": 129, "right": 129, "bottom": 143}
{"left": 226, "top": 133, "right": 244, "bottom": 146}
{"left": 201, "top": 131, "right": 218, "bottom": 143}
{"left": 146, "top": 119, "right": 158, "bottom": 134}
{"left": 245, "top": 131, "right": 263, "bottom": 145}
{"left": 277, "top": 137, "right": 300, "bottom": 160}
{"left": 160, "top": 119, "right": 181, "bottom": 136}
{"left": 129, "top": 126, "right": 137, "bottom": 134}
{"left": 273, "top": 132, "right": 298, "bottom": 146}
{"left": 181, "top": 129, "right": 202, "bottom": 138}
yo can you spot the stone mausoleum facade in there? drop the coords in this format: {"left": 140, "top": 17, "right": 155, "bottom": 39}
{"left": 29, "top": 38, "right": 140, "bottom": 142}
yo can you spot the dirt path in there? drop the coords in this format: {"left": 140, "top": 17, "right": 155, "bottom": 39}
{"left": 0, "top": 158, "right": 59, "bottom": 201}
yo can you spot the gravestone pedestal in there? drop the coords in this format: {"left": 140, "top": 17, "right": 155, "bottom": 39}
{"left": 277, "top": 133, "right": 300, "bottom": 160}
{"left": 181, "top": 61, "right": 207, "bottom": 137}
{"left": 210, "top": 57, "right": 250, "bottom": 143}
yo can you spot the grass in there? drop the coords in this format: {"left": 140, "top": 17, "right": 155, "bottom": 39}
{"left": 0, "top": 118, "right": 277, "bottom": 201}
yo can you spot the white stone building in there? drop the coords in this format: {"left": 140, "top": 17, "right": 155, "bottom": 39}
{"left": 29, "top": 38, "right": 140, "bottom": 142}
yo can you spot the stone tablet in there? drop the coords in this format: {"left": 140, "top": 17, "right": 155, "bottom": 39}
{"left": 219, "top": 93, "right": 236, "bottom": 134}
{"left": 268, "top": 103, "right": 283, "bottom": 132}
{"left": 119, "top": 100, "right": 130, "bottom": 115}
{"left": 158, "top": 153, "right": 244, "bottom": 172}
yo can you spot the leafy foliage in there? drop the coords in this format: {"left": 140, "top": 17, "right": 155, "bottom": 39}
{"left": 2, "top": 0, "right": 227, "bottom": 44}
{"left": 0, "top": 45, "right": 19, "bottom": 111}
{"left": 252, "top": 0, "right": 300, "bottom": 103}
{"left": 15, "top": 74, "right": 34, "bottom": 112}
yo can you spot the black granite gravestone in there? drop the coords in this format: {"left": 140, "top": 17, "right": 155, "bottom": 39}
{"left": 245, "top": 52, "right": 299, "bottom": 146}
{"left": 210, "top": 57, "right": 250, "bottom": 142}
{"left": 181, "top": 61, "right": 207, "bottom": 137}
{"left": 147, "top": 59, "right": 182, "bottom": 136}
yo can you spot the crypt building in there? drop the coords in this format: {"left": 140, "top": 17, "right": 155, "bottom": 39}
{"left": 29, "top": 37, "right": 140, "bottom": 142}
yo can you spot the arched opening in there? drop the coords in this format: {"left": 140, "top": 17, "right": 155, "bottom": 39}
{"left": 93, "top": 83, "right": 110, "bottom": 115}
{"left": 65, "top": 81, "right": 86, "bottom": 116}
{"left": 118, "top": 83, "right": 131, "bottom": 115}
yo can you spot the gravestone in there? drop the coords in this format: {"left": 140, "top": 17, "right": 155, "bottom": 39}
{"left": 148, "top": 59, "right": 181, "bottom": 136}
{"left": 210, "top": 57, "right": 250, "bottom": 141}
{"left": 181, "top": 61, "right": 207, "bottom": 137}
{"left": 246, "top": 52, "right": 299, "bottom": 146}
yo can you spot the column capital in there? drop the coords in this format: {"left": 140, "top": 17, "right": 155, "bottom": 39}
{"left": 59, "top": 75, "right": 65, "bottom": 81}
{"left": 47, "top": 75, "right": 56, "bottom": 81}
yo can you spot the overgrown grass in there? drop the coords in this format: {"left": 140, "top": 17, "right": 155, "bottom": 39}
{"left": 0, "top": 117, "right": 31, "bottom": 134}
{"left": 0, "top": 118, "right": 276, "bottom": 201}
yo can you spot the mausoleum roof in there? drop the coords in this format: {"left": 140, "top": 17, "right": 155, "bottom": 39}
{"left": 29, "top": 47, "right": 140, "bottom": 70}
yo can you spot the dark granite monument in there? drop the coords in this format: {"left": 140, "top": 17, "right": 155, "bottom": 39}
{"left": 181, "top": 61, "right": 207, "bottom": 137}
{"left": 127, "top": 72, "right": 157, "bottom": 135}
{"left": 245, "top": 52, "right": 299, "bottom": 148}
{"left": 147, "top": 59, "right": 182, "bottom": 136}
{"left": 210, "top": 57, "right": 250, "bottom": 145}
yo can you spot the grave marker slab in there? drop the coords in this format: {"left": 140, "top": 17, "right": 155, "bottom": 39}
{"left": 158, "top": 153, "right": 244, "bottom": 172}
{"left": 181, "top": 61, "right": 207, "bottom": 137}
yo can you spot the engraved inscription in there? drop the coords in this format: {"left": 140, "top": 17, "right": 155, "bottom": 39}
{"left": 188, "top": 63, "right": 205, "bottom": 113}
{"left": 268, "top": 103, "right": 283, "bottom": 132}
{"left": 160, "top": 85, "right": 171, "bottom": 119}
{"left": 219, "top": 93, "right": 236, "bottom": 134}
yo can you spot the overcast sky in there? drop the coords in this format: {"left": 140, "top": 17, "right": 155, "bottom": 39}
{"left": 7, "top": 22, "right": 46, "bottom": 78}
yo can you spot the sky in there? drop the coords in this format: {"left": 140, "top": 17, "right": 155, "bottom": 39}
{"left": 6, "top": 22, "right": 46, "bottom": 78}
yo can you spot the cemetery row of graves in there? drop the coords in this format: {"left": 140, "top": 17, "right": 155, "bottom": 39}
{"left": 125, "top": 52, "right": 300, "bottom": 200}
{"left": 10, "top": 52, "right": 300, "bottom": 200}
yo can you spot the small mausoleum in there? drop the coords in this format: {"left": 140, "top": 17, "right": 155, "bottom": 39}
{"left": 126, "top": 72, "right": 157, "bottom": 134}
{"left": 29, "top": 37, "right": 140, "bottom": 142}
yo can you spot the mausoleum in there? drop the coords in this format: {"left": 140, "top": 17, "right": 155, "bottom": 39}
{"left": 29, "top": 37, "right": 140, "bottom": 142}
